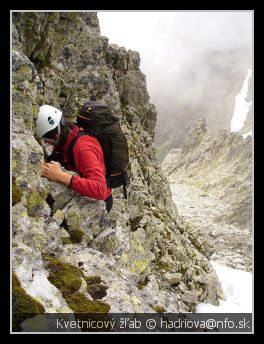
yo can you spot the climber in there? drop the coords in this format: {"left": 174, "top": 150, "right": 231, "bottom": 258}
{"left": 34, "top": 104, "right": 113, "bottom": 213}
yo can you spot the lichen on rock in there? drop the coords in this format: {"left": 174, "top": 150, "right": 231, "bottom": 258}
{"left": 12, "top": 12, "right": 223, "bottom": 331}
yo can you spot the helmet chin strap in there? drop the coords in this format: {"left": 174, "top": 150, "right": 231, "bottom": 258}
{"left": 60, "top": 115, "right": 65, "bottom": 126}
{"left": 54, "top": 123, "right": 61, "bottom": 145}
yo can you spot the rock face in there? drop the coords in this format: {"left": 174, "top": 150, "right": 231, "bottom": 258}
{"left": 12, "top": 12, "right": 222, "bottom": 330}
{"left": 162, "top": 118, "right": 252, "bottom": 270}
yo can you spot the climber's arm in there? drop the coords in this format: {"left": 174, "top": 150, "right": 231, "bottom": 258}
{"left": 42, "top": 161, "right": 72, "bottom": 186}
{"left": 70, "top": 139, "right": 111, "bottom": 200}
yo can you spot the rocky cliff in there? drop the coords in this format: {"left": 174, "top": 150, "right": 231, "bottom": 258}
{"left": 162, "top": 118, "right": 252, "bottom": 270}
{"left": 12, "top": 12, "right": 222, "bottom": 331}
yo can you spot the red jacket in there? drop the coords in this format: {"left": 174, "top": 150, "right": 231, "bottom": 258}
{"left": 55, "top": 126, "right": 112, "bottom": 201}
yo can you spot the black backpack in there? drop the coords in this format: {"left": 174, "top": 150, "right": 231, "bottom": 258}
{"left": 67, "top": 101, "right": 130, "bottom": 204}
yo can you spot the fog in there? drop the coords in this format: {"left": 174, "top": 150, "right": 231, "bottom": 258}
{"left": 98, "top": 11, "right": 252, "bottom": 92}
{"left": 98, "top": 11, "right": 252, "bottom": 54}
{"left": 98, "top": 11, "right": 253, "bottom": 158}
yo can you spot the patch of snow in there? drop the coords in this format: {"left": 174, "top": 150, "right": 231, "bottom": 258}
{"left": 231, "top": 69, "right": 252, "bottom": 133}
{"left": 196, "top": 261, "right": 252, "bottom": 313}
{"left": 242, "top": 131, "right": 252, "bottom": 139}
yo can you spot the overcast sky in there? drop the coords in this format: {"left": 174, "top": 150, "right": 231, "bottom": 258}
{"left": 98, "top": 11, "right": 252, "bottom": 52}
{"left": 98, "top": 11, "right": 253, "bottom": 100}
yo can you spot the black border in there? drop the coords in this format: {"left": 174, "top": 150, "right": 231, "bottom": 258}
{"left": 6, "top": 4, "right": 257, "bottom": 337}
{"left": 1, "top": 6, "right": 11, "bottom": 337}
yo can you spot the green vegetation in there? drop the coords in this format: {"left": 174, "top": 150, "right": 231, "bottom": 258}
{"left": 220, "top": 175, "right": 238, "bottom": 186}
{"left": 137, "top": 280, "right": 145, "bottom": 290}
{"left": 12, "top": 273, "right": 45, "bottom": 331}
{"left": 42, "top": 254, "right": 83, "bottom": 298}
{"left": 137, "top": 277, "right": 149, "bottom": 290}
{"left": 69, "top": 229, "right": 84, "bottom": 243}
{"left": 42, "top": 255, "right": 110, "bottom": 319}
{"left": 26, "top": 190, "right": 45, "bottom": 215}
{"left": 85, "top": 276, "right": 102, "bottom": 285}
{"left": 60, "top": 12, "right": 79, "bottom": 21}
{"left": 12, "top": 177, "right": 22, "bottom": 206}
{"left": 157, "top": 261, "right": 171, "bottom": 273}
{"left": 162, "top": 229, "right": 171, "bottom": 240}
{"left": 152, "top": 209, "right": 164, "bottom": 221}
{"left": 149, "top": 304, "right": 166, "bottom": 313}
{"left": 67, "top": 293, "right": 111, "bottom": 332}
{"left": 67, "top": 292, "right": 110, "bottom": 313}
{"left": 60, "top": 218, "right": 84, "bottom": 243}
{"left": 85, "top": 276, "right": 108, "bottom": 300}
{"left": 130, "top": 216, "right": 142, "bottom": 232}
{"left": 61, "top": 237, "right": 72, "bottom": 245}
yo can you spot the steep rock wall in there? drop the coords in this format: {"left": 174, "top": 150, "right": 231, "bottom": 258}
{"left": 12, "top": 12, "right": 221, "bottom": 330}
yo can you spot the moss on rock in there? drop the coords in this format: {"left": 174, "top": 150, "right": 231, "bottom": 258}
{"left": 60, "top": 218, "right": 84, "bottom": 243}
{"left": 16, "top": 64, "right": 33, "bottom": 80}
{"left": 42, "top": 256, "right": 110, "bottom": 320}
{"left": 84, "top": 276, "right": 108, "bottom": 300}
{"left": 42, "top": 254, "right": 83, "bottom": 298}
{"left": 66, "top": 292, "right": 111, "bottom": 332}
{"left": 60, "top": 12, "right": 79, "bottom": 21}
{"left": 67, "top": 292, "right": 110, "bottom": 313}
{"left": 26, "top": 190, "right": 45, "bottom": 216}
{"left": 85, "top": 276, "right": 102, "bottom": 285}
{"left": 12, "top": 160, "right": 17, "bottom": 171}
{"left": 162, "top": 229, "right": 171, "bottom": 240}
{"left": 69, "top": 229, "right": 84, "bottom": 243}
{"left": 12, "top": 273, "right": 45, "bottom": 331}
{"left": 12, "top": 177, "right": 23, "bottom": 206}
{"left": 61, "top": 237, "right": 72, "bottom": 245}
{"left": 149, "top": 304, "right": 166, "bottom": 313}
{"left": 86, "top": 284, "right": 108, "bottom": 300}
{"left": 157, "top": 261, "right": 171, "bottom": 273}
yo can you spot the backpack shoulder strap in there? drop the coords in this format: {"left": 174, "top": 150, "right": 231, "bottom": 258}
{"left": 67, "top": 131, "right": 88, "bottom": 169}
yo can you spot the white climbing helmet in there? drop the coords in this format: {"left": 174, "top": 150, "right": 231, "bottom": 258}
{"left": 35, "top": 105, "right": 63, "bottom": 142}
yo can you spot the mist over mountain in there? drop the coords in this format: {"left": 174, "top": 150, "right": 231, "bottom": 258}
{"left": 154, "top": 47, "right": 252, "bottom": 161}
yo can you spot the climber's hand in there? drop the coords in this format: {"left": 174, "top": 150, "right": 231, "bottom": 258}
{"left": 42, "top": 161, "right": 71, "bottom": 187}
